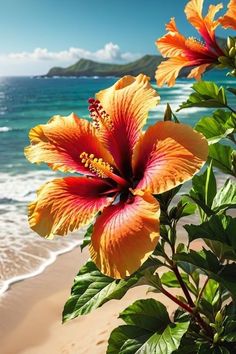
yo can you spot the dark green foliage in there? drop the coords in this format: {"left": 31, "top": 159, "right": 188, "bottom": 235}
{"left": 107, "top": 299, "right": 189, "bottom": 354}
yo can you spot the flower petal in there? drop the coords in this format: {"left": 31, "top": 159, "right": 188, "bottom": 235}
{"left": 219, "top": 0, "right": 236, "bottom": 30}
{"left": 25, "top": 113, "right": 114, "bottom": 175}
{"left": 155, "top": 57, "right": 193, "bottom": 87}
{"left": 89, "top": 191, "right": 160, "bottom": 279}
{"left": 96, "top": 75, "right": 159, "bottom": 177}
{"left": 185, "top": 0, "right": 223, "bottom": 51}
{"left": 156, "top": 18, "right": 188, "bottom": 58}
{"left": 29, "top": 177, "right": 114, "bottom": 238}
{"left": 187, "top": 63, "right": 211, "bottom": 80}
{"left": 133, "top": 121, "right": 208, "bottom": 194}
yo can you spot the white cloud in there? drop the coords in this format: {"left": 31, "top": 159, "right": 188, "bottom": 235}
{"left": 0, "top": 43, "right": 141, "bottom": 76}
{"left": 2, "top": 42, "right": 140, "bottom": 63}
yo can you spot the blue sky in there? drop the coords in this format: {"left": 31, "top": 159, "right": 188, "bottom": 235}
{"left": 0, "top": 0, "right": 233, "bottom": 75}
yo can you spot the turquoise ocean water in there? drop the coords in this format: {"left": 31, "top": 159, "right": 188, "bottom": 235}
{"left": 0, "top": 71, "right": 235, "bottom": 294}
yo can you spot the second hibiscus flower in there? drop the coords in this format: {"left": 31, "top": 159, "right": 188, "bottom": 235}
{"left": 25, "top": 74, "right": 208, "bottom": 279}
{"left": 155, "top": 0, "right": 236, "bottom": 86}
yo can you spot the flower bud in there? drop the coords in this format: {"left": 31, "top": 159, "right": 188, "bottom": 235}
{"left": 215, "top": 311, "right": 223, "bottom": 323}
{"left": 213, "top": 333, "right": 219, "bottom": 343}
{"left": 218, "top": 56, "right": 230, "bottom": 65}
{"left": 227, "top": 36, "right": 235, "bottom": 50}
{"left": 229, "top": 47, "right": 236, "bottom": 58}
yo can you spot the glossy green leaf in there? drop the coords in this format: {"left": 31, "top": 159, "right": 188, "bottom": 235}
{"left": 63, "top": 260, "right": 155, "bottom": 322}
{"left": 212, "top": 179, "right": 236, "bottom": 212}
{"left": 184, "top": 215, "right": 236, "bottom": 260}
{"left": 178, "top": 81, "right": 227, "bottom": 111}
{"left": 135, "top": 322, "right": 190, "bottom": 354}
{"left": 195, "top": 110, "right": 235, "bottom": 144}
{"left": 178, "top": 196, "right": 197, "bottom": 217}
{"left": 208, "top": 143, "right": 235, "bottom": 176}
{"left": 191, "top": 162, "right": 217, "bottom": 209}
{"left": 107, "top": 325, "right": 151, "bottom": 354}
{"left": 161, "top": 271, "right": 188, "bottom": 289}
{"left": 202, "top": 279, "right": 220, "bottom": 305}
{"left": 187, "top": 162, "right": 216, "bottom": 218}
{"left": 175, "top": 250, "right": 236, "bottom": 299}
{"left": 107, "top": 299, "right": 189, "bottom": 354}
{"left": 119, "top": 299, "right": 170, "bottom": 331}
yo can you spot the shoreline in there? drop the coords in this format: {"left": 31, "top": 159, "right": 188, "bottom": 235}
{"left": 0, "top": 246, "right": 89, "bottom": 353}
{"left": 0, "top": 239, "right": 83, "bottom": 295}
{"left": 0, "top": 245, "right": 179, "bottom": 354}
{"left": 0, "top": 231, "right": 203, "bottom": 354}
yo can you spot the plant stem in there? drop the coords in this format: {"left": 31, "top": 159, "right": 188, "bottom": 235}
{"left": 196, "top": 277, "right": 209, "bottom": 305}
{"left": 160, "top": 286, "right": 213, "bottom": 338}
{"left": 160, "top": 286, "right": 194, "bottom": 314}
{"left": 172, "top": 265, "right": 195, "bottom": 307}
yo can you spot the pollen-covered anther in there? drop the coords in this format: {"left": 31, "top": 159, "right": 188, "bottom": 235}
{"left": 80, "top": 151, "right": 113, "bottom": 178}
{"left": 88, "top": 98, "right": 113, "bottom": 130}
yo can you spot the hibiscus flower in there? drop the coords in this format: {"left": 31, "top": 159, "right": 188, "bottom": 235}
{"left": 25, "top": 74, "right": 208, "bottom": 278}
{"left": 155, "top": 0, "right": 225, "bottom": 86}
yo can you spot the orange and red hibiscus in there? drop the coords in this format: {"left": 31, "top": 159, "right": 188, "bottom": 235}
{"left": 25, "top": 74, "right": 208, "bottom": 279}
{"left": 155, "top": 0, "right": 231, "bottom": 87}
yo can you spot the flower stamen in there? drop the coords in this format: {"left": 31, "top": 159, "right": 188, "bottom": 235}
{"left": 88, "top": 98, "right": 113, "bottom": 131}
{"left": 80, "top": 152, "right": 128, "bottom": 187}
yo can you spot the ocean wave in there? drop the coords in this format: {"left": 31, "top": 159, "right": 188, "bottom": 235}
{"left": 0, "top": 237, "right": 83, "bottom": 295}
{"left": 0, "top": 126, "right": 12, "bottom": 132}
{"left": 0, "top": 126, "right": 25, "bottom": 133}
{"left": 0, "top": 195, "right": 85, "bottom": 295}
{"left": 0, "top": 170, "right": 55, "bottom": 202}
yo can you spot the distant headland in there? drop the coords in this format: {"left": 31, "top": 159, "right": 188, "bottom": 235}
{"left": 44, "top": 55, "right": 163, "bottom": 79}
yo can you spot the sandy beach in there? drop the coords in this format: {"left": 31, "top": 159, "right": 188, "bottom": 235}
{"left": 0, "top": 245, "right": 180, "bottom": 354}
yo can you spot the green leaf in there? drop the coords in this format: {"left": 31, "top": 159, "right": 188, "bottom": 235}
{"left": 187, "top": 162, "right": 216, "bottom": 217}
{"left": 191, "top": 162, "right": 217, "bottom": 208}
{"left": 107, "top": 299, "right": 189, "bottom": 354}
{"left": 212, "top": 179, "right": 236, "bottom": 212}
{"left": 164, "top": 103, "right": 180, "bottom": 123}
{"left": 63, "top": 260, "right": 154, "bottom": 322}
{"left": 164, "top": 103, "right": 172, "bottom": 121}
{"left": 80, "top": 223, "right": 93, "bottom": 251}
{"left": 136, "top": 322, "right": 190, "bottom": 354}
{"left": 195, "top": 110, "right": 235, "bottom": 144}
{"left": 198, "top": 279, "right": 220, "bottom": 319}
{"left": 178, "top": 81, "right": 228, "bottom": 111}
{"left": 223, "top": 319, "right": 236, "bottom": 342}
{"left": 178, "top": 196, "right": 197, "bottom": 218}
{"left": 184, "top": 215, "right": 236, "bottom": 260}
{"left": 119, "top": 299, "right": 170, "bottom": 331}
{"left": 175, "top": 250, "right": 236, "bottom": 299}
{"left": 208, "top": 143, "right": 235, "bottom": 176}
{"left": 107, "top": 325, "right": 151, "bottom": 354}
{"left": 202, "top": 279, "right": 220, "bottom": 305}
{"left": 185, "top": 215, "right": 236, "bottom": 246}
{"left": 156, "top": 185, "right": 182, "bottom": 209}
{"left": 161, "top": 271, "right": 188, "bottom": 289}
